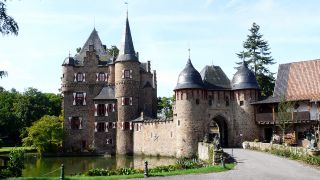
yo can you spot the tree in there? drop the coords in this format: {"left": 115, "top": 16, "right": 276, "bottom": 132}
{"left": 22, "top": 115, "right": 64, "bottom": 153}
{"left": 0, "top": 70, "right": 7, "bottom": 78}
{"left": 0, "top": 0, "right": 19, "bottom": 35}
{"left": 237, "top": 22, "right": 275, "bottom": 97}
{"left": 108, "top": 45, "right": 119, "bottom": 58}
{"left": 157, "top": 97, "right": 173, "bottom": 118}
{"left": 276, "top": 96, "right": 295, "bottom": 144}
{"left": 0, "top": 148, "right": 25, "bottom": 178}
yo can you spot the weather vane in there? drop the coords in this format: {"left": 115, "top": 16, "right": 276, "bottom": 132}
{"left": 125, "top": 1, "right": 128, "bottom": 16}
{"left": 188, "top": 48, "right": 191, "bottom": 59}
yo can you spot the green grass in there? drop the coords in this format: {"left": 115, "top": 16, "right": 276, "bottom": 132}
{"left": 8, "top": 163, "right": 235, "bottom": 180}
{"left": 0, "top": 147, "right": 36, "bottom": 154}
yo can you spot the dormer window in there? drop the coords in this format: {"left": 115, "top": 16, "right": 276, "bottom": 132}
{"left": 74, "top": 73, "right": 85, "bottom": 82}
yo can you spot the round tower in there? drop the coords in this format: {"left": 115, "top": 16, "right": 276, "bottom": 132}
{"left": 174, "top": 58, "right": 206, "bottom": 157}
{"left": 231, "top": 62, "right": 260, "bottom": 146}
{"left": 114, "top": 14, "right": 140, "bottom": 155}
{"left": 61, "top": 56, "right": 75, "bottom": 92}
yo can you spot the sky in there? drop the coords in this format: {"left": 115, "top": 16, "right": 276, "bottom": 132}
{"left": 1, "top": 0, "right": 320, "bottom": 97}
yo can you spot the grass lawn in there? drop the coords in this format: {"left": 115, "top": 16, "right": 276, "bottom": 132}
{"left": 0, "top": 147, "right": 36, "bottom": 154}
{"left": 8, "top": 163, "right": 235, "bottom": 180}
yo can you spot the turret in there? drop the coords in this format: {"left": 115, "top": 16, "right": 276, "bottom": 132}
{"left": 231, "top": 62, "right": 260, "bottom": 145}
{"left": 174, "top": 58, "right": 206, "bottom": 157}
{"left": 114, "top": 13, "right": 140, "bottom": 155}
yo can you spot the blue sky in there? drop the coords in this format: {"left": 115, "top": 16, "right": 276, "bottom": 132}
{"left": 1, "top": 0, "right": 320, "bottom": 97}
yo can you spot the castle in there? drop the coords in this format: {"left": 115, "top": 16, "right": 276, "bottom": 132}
{"left": 62, "top": 14, "right": 319, "bottom": 157}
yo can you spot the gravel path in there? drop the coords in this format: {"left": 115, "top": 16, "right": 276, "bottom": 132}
{"left": 136, "top": 148, "right": 320, "bottom": 180}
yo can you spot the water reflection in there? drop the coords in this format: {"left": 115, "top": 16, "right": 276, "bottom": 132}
{"left": 23, "top": 154, "right": 176, "bottom": 177}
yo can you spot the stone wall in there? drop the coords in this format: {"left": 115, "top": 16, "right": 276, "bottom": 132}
{"left": 246, "top": 142, "right": 310, "bottom": 156}
{"left": 133, "top": 119, "right": 176, "bottom": 157}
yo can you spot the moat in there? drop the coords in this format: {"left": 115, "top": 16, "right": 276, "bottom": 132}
{"left": 22, "top": 153, "right": 176, "bottom": 177}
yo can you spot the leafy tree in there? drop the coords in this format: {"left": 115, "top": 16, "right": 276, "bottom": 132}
{"left": 0, "top": 70, "right": 7, "bottom": 78}
{"left": 237, "top": 22, "right": 275, "bottom": 97}
{"left": 0, "top": 0, "right": 19, "bottom": 35}
{"left": 108, "top": 45, "right": 119, "bottom": 58}
{"left": 76, "top": 47, "right": 81, "bottom": 53}
{"left": 276, "top": 96, "right": 295, "bottom": 144}
{"left": 22, "top": 115, "right": 64, "bottom": 153}
{"left": 0, "top": 148, "right": 25, "bottom": 178}
{"left": 157, "top": 97, "right": 173, "bottom": 118}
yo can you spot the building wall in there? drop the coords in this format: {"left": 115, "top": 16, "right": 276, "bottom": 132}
{"left": 133, "top": 120, "right": 176, "bottom": 156}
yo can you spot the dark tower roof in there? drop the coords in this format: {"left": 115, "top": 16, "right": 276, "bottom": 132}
{"left": 174, "top": 59, "right": 204, "bottom": 90}
{"left": 62, "top": 57, "right": 75, "bottom": 66}
{"left": 115, "top": 14, "right": 138, "bottom": 62}
{"left": 200, "top": 65, "right": 231, "bottom": 90}
{"left": 231, "top": 62, "right": 259, "bottom": 90}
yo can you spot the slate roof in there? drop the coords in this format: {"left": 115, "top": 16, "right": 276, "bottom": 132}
{"left": 74, "top": 28, "right": 110, "bottom": 65}
{"left": 200, "top": 65, "right": 231, "bottom": 90}
{"left": 62, "top": 57, "right": 75, "bottom": 66}
{"left": 231, "top": 62, "right": 259, "bottom": 90}
{"left": 93, "top": 86, "right": 116, "bottom": 100}
{"left": 174, "top": 59, "right": 204, "bottom": 90}
{"left": 116, "top": 16, "right": 138, "bottom": 62}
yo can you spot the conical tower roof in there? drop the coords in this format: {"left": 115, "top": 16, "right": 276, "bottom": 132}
{"left": 174, "top": 59, "right": 204, "bottom": 90}
{"left": 116, "top": 15, "right": 138, "bottom": 62}
{"left": 231, "top": 62, "right": 259, "bottom": 90}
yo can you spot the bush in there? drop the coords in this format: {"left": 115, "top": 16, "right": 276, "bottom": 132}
{"left": 176, "top": 157, "right": 203, "bottom": 169}
{"left": 86, "top": 168, "right": 142, "bottom": 176}
{"left": 0, "top": 148, "right": 25, "bottom": 178}
{"left": 0, "top": 138, "right": 3, "bottom": 148}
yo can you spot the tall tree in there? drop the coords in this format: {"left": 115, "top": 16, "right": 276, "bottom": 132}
{"left": 237, "top": 22, "right": 275, "bottom": 97}
{"left": 276, "top": 96, "right": 295, "bottom": 144}
{"left": 0, "top": 0, "right": 19, "bottom": 35}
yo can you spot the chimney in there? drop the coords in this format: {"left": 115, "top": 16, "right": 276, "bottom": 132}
{"left": 147, "top": 61, "right": 151, "bottom": 72}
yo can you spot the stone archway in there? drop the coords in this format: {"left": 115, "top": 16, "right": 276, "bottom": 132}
{"left": 209, "top": 115, "right": 229, "bottom": 147}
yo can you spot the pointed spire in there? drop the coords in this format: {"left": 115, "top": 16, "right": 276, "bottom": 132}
{"left": 116, "top": 11, "right": 138, "bottom": 62}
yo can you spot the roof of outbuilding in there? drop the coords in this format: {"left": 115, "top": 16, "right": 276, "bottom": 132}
{"left": 231, "top": 62, "right": 259, "bottom": 90}
{"left": 115, "top": 16, "right": 138, "bottom": 62}
{"left": 174, "top": 59, "right": 204, "bottom": 90}
{"left": 200, "top": 65, "right": 231, "bottom": 90}
{"left": 93, "top": 86, "right": 116, "bottom": 100}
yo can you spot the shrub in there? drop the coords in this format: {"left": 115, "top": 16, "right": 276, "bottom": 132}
{"left": 0, "top": 148, "right": 25, "bottom": 178}
{"left": 176, "top": 157, "right": 203, "bottom": 169}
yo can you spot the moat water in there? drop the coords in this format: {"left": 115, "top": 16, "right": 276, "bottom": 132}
{"left": 22, "top": 153, "right": 176, "bottom": 177}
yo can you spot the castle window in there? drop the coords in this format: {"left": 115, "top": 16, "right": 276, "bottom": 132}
{"left": 209, "top": 99, "right": 213, "bottom": 106}
{"left": 239, "top": 100, "right": 244, "bottom": 106}
{"left": 96, "top": 122, "right": 106, "bottom": 132}
{"left": 122, "top": 69, "right": 132, "bottom": 79}
{"left": 226, "top": 97, "right": 230, "bottom": 107}
{"left": 73, "top": 92, "right": 86, "bottom": 105}
{"left": 70, "top": 117, "right": 82, "bottom": 130}
{"left": 122, "top": 97, "right": 133, "bottom": 106}
{"left": 75, "top": 73, "right": 85, "bottom": 82}
{"left": 196, "top": 99, "right": 200, "bottom": 105}
{"left": 178, "top": 120, "right": 180, "bottom": 126}
{"left": 106, "top": 138, "right": 113, "bottom": 144}
{"left": 97, "top": 104, "right": 106, "bottom": 116}
{"left": 97, "top": 72, "right": 107, "bottom": 82}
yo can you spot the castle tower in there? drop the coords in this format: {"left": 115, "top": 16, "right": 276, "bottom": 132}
{"left": 231, "top": 62, "right": 260, "bottom": 146}
{"left": 174, "top": 58, "right": 206, "bottom": 157}
{"left": 114, "top": 14, "right": 140, "bottom": 155}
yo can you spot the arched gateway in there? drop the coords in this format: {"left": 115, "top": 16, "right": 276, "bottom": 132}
{"left": 209, "top": 115, "right": 228, "bottom": 147}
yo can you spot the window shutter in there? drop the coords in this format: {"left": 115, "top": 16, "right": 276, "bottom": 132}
{"left": 83, "top": 93, "right": 86, "bottom": 105}
{"left": 104, "top": 122, "right": 108, "bottom": 132}
{"left": 96, "top": 73, "right": 99, "bottom": 81}
{"left": 72, "top": 93, "right": 76, "bottom": 105}
{"left": 94, "top": 104, "right": 97, "bottom": 116}
{"left": 121, "top": 97, "right": 125, "bottom": 105}
{"left": 82, "top": 73, "right": 86, "bottom": 82}
{"left": 112, "top": 103, "right": 115, "bottom": 112}
{"left": 112, "top": 122, "right": 116, "bottom": 129}
{"left": 104, "top": 104, "right": 108, "bottom": 116}
{"left": 79, "top": 117, "right": 83, "bottom": 129}
{"left": 129, "top": 122, "right": 132, "bottom": 130}
{"left": 68, "top": 117, "right": 72, "bottom": 125}
{"left": 121, "top": 122, "right": 124, "bottom": 130}
{"left": 129, "top": 97, "right": 133, "bottom": 105}
{"left": 105, "top": 73, "right": 108, "bottom": 82}
{"left": 94, "top": 122, "right": 97, "bottom": 132}
{"left": 121, "top": 70, "right": 125, "bottom": 78}
{"left": 129, "top": 70, "right": 133, "bottom": 78}
{"left": 74, "top": 73, "right": 77, "bottom": 82}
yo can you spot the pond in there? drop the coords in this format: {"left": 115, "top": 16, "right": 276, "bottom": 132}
{"left": 23, "top": 153, "right": 176, "bottom": 177}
